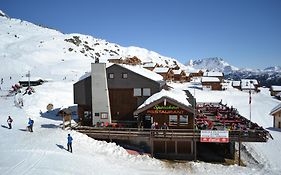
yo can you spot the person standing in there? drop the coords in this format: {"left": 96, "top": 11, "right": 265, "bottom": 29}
{"left": 27, "top": 118, "right": 34, "bottom": 132}
{"left": 67, "top": 134, "right": 73, "bottom": 153}
{"left": 7, "top": 116, "right": 13, "bottom": 129}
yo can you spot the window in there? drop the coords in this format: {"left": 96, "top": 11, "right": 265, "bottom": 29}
{"left": 134, "top": 88, "right": 142, "bottom": 96}
{"left": 108, "top": 73, "right": 114, "bottom": 79}
{"left": 94, "top": 113, "right": 100, "bottom": 117}
{"left": 143, "top": 88, "right": 151, "bottom": 96}
{"left": 101, "top": 113, "right": 108, "bottom": 119}
{"left": 179, "top": 115, "right": 188, "bottom": 124}
{"left": 122, "top": 73, "right": 128, "bottom": 79}
{"left": 169, "top": 115, "right": 177, "bottom": 124}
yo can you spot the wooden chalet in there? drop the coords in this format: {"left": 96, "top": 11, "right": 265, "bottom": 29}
{"left": 201, "top": 77, "right": 222, "bottom": 90}
{"left": 190, "top": 70, "right": 204, "bottom": 78}
{"left": 74, "top": 64, "right": 166, "bottom": 126}
{"left": 173, "top": 69, "right": 187, "bottom": 83}
{"left": 241, "top": 79, "right": 259, "bottom": 92}
{"left": 153, "top": 67, "right": 174, "bottom": 81}
{"left": 270, "top": 85, "right": 281, "bottom": 96}
{"left": 270, "top": 103, "right": 281, "bottom": 128}
{"left": 134, "top": 89, "right": 195, "bottom": 129}
{"left": 108, "top": 58, "right": 123, "bottom": 64}
{"left": 232, "top": 81, "right": 241, "bottom": 90}
{"left": 143, "top": 62, "right": 159, "bottom": 71}
{"left": 203, "top": 71, "right": 224, "bottom": 83}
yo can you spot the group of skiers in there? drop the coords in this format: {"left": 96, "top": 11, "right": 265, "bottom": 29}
{"left": 5, "top": 116, "right": 34, "bottom": 132}
{"left": 5, "top": 116, "right": 74, "bottom": 153}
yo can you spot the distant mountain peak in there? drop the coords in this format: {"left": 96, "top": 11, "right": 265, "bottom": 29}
{"left": 0, "top": 10, "right": 9, "bottom": 18}
{"left": 187, "top": 57, "right": 239, "bottom": 73}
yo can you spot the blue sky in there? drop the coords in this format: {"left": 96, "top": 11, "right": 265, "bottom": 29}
{"left": 1, "top": 0, "right": 281, "bottom": 69}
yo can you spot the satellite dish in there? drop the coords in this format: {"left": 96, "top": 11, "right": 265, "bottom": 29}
{"left": 47, "top": 103, "right": 54, "bottom": 112}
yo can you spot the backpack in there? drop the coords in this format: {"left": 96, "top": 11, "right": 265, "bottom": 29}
{"left": 31, "top": 120, "right": 34, "bottom": 125}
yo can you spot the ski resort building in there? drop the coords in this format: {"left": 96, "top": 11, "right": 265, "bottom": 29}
{"left": 270, "top": 85, "right": 281, "bottom": 96}
{"left": 203, "top": 71, "right": 224, "bottom": 82}
{"left": 153, "top": 67, "right": 174, "bottom": 81}
{"left": 73, "top": 63, "right": 270, "bottom": 161}
{"left": 74, "top": 63, "right": 166, "bottom": 126}
{"left": 201, "top": 77, "right": 222, "bottom": 90}
{"left": 270, "top": 103, "right": 281, "bottom": 128}
{"left": 173, "top": 69, "right": 187, "bottom": 83}
{"left": 241, "top": 79, "right": 259, "bottom": 92}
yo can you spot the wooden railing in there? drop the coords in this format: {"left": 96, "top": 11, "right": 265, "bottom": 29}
{"left": 73, "top": 126, "right": 271, "bottom": 142}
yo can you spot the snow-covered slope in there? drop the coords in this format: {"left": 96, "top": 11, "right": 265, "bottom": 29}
{"left": 0, "top": 13, "right": 184, "bottom": 83}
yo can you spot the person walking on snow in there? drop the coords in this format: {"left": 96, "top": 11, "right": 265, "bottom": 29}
{"left": 67, "top": 134, "right": 73, "bottom": 153}
{"left": 7, "top": 116, "right": 13, "bottom": 129}
{"left": 27, "top": 118, "right": 34, "bottom": 132}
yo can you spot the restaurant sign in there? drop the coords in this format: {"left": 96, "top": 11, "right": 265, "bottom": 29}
{"left": 147, "top": 105, "right": 184, "bottom": 114}
{"left": 200, "top": 130, "right": 229, "bottom": 143}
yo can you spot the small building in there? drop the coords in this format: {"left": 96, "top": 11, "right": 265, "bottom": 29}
{"left": 173, "top": 69, "right": 187, "bottom": 83}
{"left": 270, "top": 85, "right": 281, "bottom": 96}
{"left": 203, "top": 71, "right": 224, "bottom": 82}
{"left": 201, "top": 77, "right": 222, "bottom": 90}
{"left": 270, "top": 103, "right": 281, "bottom": 128}
{"left": 108, "top": 58, "right": 123, "bottom": 64}
{"left": 232, "top": 81, "right": 241, "bottom": 90}
{"left": 143, "top": 62, "right": 159, "bottom": 71}
{"left": 153, "top": 67, "right": 174, "bottom": 81}
{"left": 134, "top": 89, "right": 195, "bottom": 129}
{"left": 190, "top": 70, "right": 204, "bottom": 78}
{"left": 134, "top": 88, "right": 196, "bottom": 159}
{"left": 19, "top": 77, "right": 44, "bottom": 87}
{"left": 241, "top": 79, "right": 259, "bottom": 92}
{"left": 276, "top": 92, "right": 281, "bottom": 100}
{"left": 74, "top": 63, "right": 166, "bottom": 126}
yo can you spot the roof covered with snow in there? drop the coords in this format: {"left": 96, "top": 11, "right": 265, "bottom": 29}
{"left": 232, "top": 81, "right": 241, "bottom": 87}
{"left": 137, "top": 89, "right": 191, "bottom": 109}
{"left": 203, "top": 71, "right": 223, "bottom": 77}
{"left": 143, "top": 62, "right": 157, "bottom": 68}
{"left": 116, "top": 64, "right": 163, "bottom": 82}
{"left": 271, "top": 85, "right": 281, "bottom": 92}
{"left": 78, "top": 63, "right": 164, "bottom": 82}
{"left": 173, "top": 69, "right": 183, "bottom": 75}
{"left": 270, "top": 103, "right": 281, "bottom": 115}
{"left": 201, "top": 77, "right": 220, "bottom": 83}
{"left": 241, "top": 79, "right": 258, "bottom": 90}
{"left": 153, "top": 67, "right": 170, "bottom": 73}
{"left": 19, "top": 77, "right": 44, "bottom": 82}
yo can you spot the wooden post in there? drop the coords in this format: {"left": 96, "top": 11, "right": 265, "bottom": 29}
{"left": 175, "top": 140, "right": 178, "bottom": 155}
{"left": 194, "top": 139, "right": 197, "bottom": 161}
{"left": 238, "top": 131, "right": 241, "bottom": 166}
{"left": 165, "top": 141, "right": 167, "bottom": 154}
{"left": 150, "top": 131, "right": 154, "bottom": 157}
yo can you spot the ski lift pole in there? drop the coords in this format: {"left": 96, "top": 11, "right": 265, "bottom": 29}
{"left": 28, "top": 71, "right": 30, "bottom": 88}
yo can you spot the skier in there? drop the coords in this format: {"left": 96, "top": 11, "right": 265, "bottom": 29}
{"left": 67, "top": 134, "right": 73, "bottom": 153}
{"left": 7, "top": 116, "right": 13, "bottom": 129}
{"left": 27, "top": 118, "right": 34, "bottom": 132}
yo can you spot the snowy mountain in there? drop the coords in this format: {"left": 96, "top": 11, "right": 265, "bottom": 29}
{"left": 187, "top": 57, "right": 239, "bottom": 74}
{"left": 187, "top": 57, "right": 281, "bottom": 86}
{"left": 0, "top": 12, "right": 184, "bottom": 82}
